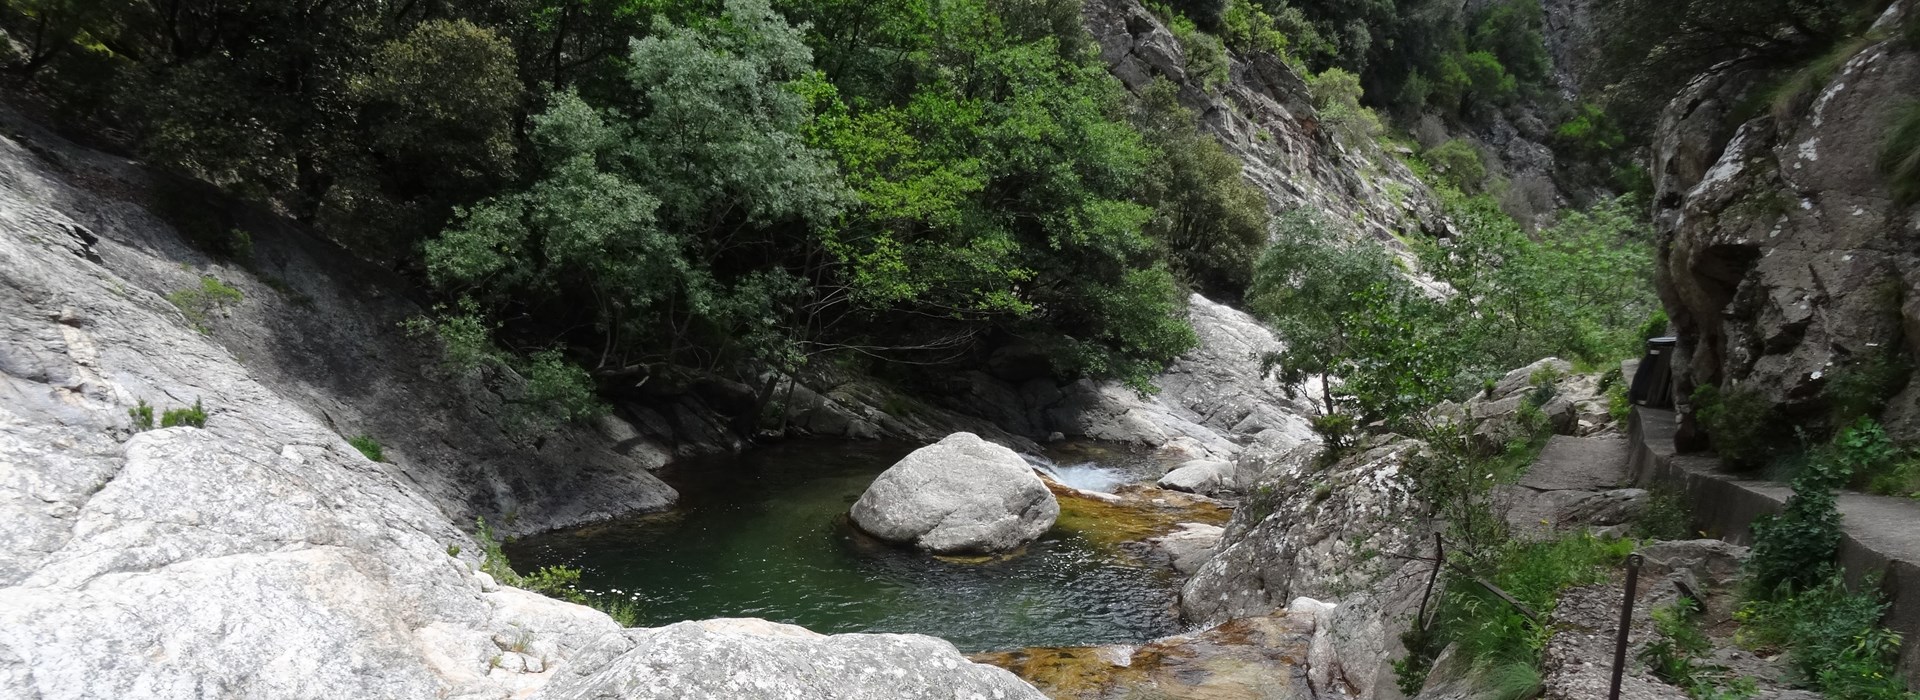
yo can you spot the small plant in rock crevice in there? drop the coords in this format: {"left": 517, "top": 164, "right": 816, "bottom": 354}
{"left": 348, "top": 435, "right": 385, "bottom": 462}
{"left": 128, "top": 400, "right": 154, "bottom": 431}
{"left": 160, "top": 399, "right": 207, "bottom": 428}
{"left": 166, "top": 275, "right": 243, "bottom": 333}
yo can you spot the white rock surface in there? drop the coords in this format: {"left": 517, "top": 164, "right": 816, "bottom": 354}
{"left": 1148, "top": 523, "right": 1225, "bottom": 574}
{"left": 850, "top": 433, "right": 1059, "bottom": 554}
{"left": 532, "top": 619, "right": 1049, "bottom": 700}
{"left": 1047, "top": 295, "right": 1321, "bottom": 462}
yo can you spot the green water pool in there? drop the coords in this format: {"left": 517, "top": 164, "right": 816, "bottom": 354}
{"left": 505, "top": 440, "right": 1182, "bottom": 651}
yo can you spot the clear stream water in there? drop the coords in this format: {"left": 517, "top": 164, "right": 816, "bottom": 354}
{"left": 506, "top": 440, "right": 1182, "bottom": 652}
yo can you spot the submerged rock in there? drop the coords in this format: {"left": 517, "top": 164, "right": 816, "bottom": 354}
{"left": 973, "top": 614, "right": 1316, "bottom": 699}
{"left": 851, "top": 433, "right": 1059, "bottom": 554}
{"left": 537, "top": 618, "right": 1047, "bottom": 700}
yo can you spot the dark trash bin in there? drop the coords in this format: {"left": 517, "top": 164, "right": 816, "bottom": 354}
{"left": 1630, "top": 337, "right": 1677, "bottom": 409}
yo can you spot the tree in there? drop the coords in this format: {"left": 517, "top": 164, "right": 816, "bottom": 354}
{"left": 426, "top": 0, "right": 845, "bottom": 384}
{"left": 1248, "top": 211, "right": 1457, "bottom": 423}
{"left": 1133, "top": 79, "right": 1270, "bottom": 301}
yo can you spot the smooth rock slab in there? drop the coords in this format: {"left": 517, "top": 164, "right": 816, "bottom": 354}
{"left": 851, "top": 433, "right": 1059, "bottom": 554}
{"left": 533, "top": 619, "right": 1048, "bottom": 700}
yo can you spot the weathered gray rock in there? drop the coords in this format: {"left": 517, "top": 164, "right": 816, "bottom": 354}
{"left": 1652, "top": 0, "right": 1920, "bottom": 440}
{"left": 1045, "top": 295, "right": 1320, "bottom": 462}
{"left": 1157, "top": 459, "right": 1234, "bottom": 495}
{"left": 1148, "top": 523, "right": 1224, "bottom": 575}
{"left": 850, "top": 433, "right": 1059, "bottom": 554}
{"left": 1180, "top": 437, "right": 1423, "bottom": 625}
{"left": 0, "top": 170, "right": 622, "bottom": 697}
{"left": 533, "top": 619, "right": 1047, "bottom": 700}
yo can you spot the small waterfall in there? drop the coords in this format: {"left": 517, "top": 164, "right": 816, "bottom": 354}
{"left": 1026, "top": 454, "right": 1130, "bottom": 493}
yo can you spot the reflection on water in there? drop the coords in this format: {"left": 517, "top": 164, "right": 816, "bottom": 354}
{"left": 505, "top": 440, "right": 1182, "bottom": 652}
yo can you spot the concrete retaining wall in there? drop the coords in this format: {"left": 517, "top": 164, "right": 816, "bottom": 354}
{"left": 1628, "top": 408, "right": 1920, "bottom": 682}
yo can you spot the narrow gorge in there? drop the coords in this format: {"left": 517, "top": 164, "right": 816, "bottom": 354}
{"left": 3, "top": 0, "right": 1919, "bottom": 698}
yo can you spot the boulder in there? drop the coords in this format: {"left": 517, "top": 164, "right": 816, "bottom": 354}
{"left": 533, "top": 619, "right": 1048, "bottom": 700}
{"left": 850, "top": 433, "right": 1059, "bottom": 554}
{"left": 1157, "top": 459, "right": 1234, "bottom": 495}
{"left": 1148, "top": 523, "right": 1224, "bottom": 574}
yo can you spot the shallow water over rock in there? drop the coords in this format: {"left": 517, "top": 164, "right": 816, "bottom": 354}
{"left": 507, "top": 440, "right": 1192, "bottom": 651}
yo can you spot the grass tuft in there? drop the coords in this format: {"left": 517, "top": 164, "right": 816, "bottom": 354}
{"left": 1880, "top": 100, "right": 1920, "bottom": 206}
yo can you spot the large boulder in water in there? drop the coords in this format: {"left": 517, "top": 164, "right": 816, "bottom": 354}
{"left": 533, "top": 618, "right": 1049, "bottom": 700}
{"left": 850, "top": 432, "right": 1058, "bottom": 554}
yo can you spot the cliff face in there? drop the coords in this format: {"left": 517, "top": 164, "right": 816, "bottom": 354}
{"left": 1652, "top": 0, "right": 1920, "bottom": 437}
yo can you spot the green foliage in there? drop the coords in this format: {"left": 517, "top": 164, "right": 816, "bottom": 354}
{"left": 128, "top": 400, "right": 154, "bottom": 431}
{"left": 348, "top": 435, "right": 384, "bottom": 463}
{"left": 160, "top": 399, "right": 207, "bottom": 428}
{"left": 1308, "top": 67, "right": 1383, "bottom": 146}
{"left": 1826, "top": 351, "right": 1912, "bottom": 426}
{"left": 1771, "top": 33, "right": 1880, "bottom": 122}
{"left": 1555, "top": 103, "right": 1627, "bottom": 156}
{"left": 1745, "top": 427, "right": 1852, "bottom": 593}
{"left": 1166, "top": 12, "right": 1230, "bottom": 90}
{"left": 1634, "top": 485, "right": 1695, "bottom": 540}
{"left": 1249, "top": 210, "right": 1456, "bottom": 424}
{"left": 1594, "top": 0, "right": 1872, "bottom": 136}
{"left": 1692, "top": 384, "right": 1787, "bottom": 471}
{"left": 1424, "top": 139, "right": 1487, "bottom": 192}
{"left": 514, "top": 350, "right": 607, "bottom": 433}
{"left": 1419, "top": 194, "right": 1659, "bottom": 373}
{"left": 473, "top": 517, "right": 639, "bottom": 626}
{"left": 1132, "top": 80, "right": 1270, "bottom": 299}
{"left": 1311, "top": 413, "right": 1357, "bottom": 453}
{"left": 1880, "top": 101, "right": 1920, "bottom": 206}
{"left": 1738, "top": 573, "right": 1917, "bottom": 700}
{"left": 1426, "top": 533, "right": 1634, "bottom": 677}
{"left": 167, "top": 275, "right": 244, "bottom": 333}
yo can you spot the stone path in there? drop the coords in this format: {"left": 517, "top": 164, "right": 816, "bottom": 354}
{"left": 1503, "top": 435, "right": 1643, "bottom": 540}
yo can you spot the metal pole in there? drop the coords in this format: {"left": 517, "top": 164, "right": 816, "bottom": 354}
{"left": 1607, "top": 554, "right": 1644, "bottom": 700}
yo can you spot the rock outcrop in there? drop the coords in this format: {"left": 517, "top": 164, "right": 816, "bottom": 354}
{"left": 1652, "top": 0, "right": 1920, "bottom": 438}
{"left": 534, "top": 619, "right": 1047, "bottom": 700}
{"left": 851, "top": 433, "right": 1060, "bottom": 554}
{"left": 1040, "top": 294, "right": 1321, "bottom": 461}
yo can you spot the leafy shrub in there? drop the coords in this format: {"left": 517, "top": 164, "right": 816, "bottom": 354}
{"left": 1692, "top": 384, "right": 1786, "bottom": 471}
{"left": 1738, "top": 573, "right": 1914, "bottom": 699}
{"left": 1308, "top": 68, "right": 1384, "bottom": 146}
{"left": 128, "top": 400, "right": 154, "bottom": 431}
{"left": 473, "top": 517, "right": 639, "bottom": 626}
{"left": 1425, "top": 139, "right": 1487, "bottom": 192}
{"left": 1880, "top": 100, "right": 1920, "bottom": 206}
{"left": 160, "top": 399, "right": 207, "bottom": 428}
{"left": 1825, "top": 352, "right": 1912, "bottom": 426}
{"left": 1745, "top": 434, "right": 1850, "bottom": 593}
{"left": 1554, "top": 102, "right": 1626, "bottom": 156}
{"left": 1640, "top": 308, "right": 1670, "bottom": 341}
{"left": 511, "top": 349, "right": 607, "bottom": 434}
{"left": 1167, "top": 13, "right": 1230, "bottom": 90}
{"left": 348, "top": 435, "right": 385, "bottom": 462}
{"left": 1408, "top": 533, "right": 1633, "bottom": 687}
{"left": 1311, "top": 413, "right": 1356, "bottom": 453}
{"left": 166, "top": 275, "right": 244, "bottom": 333}
{"left": 1639, "top": 600, "right": 1710, "bottom": 688}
